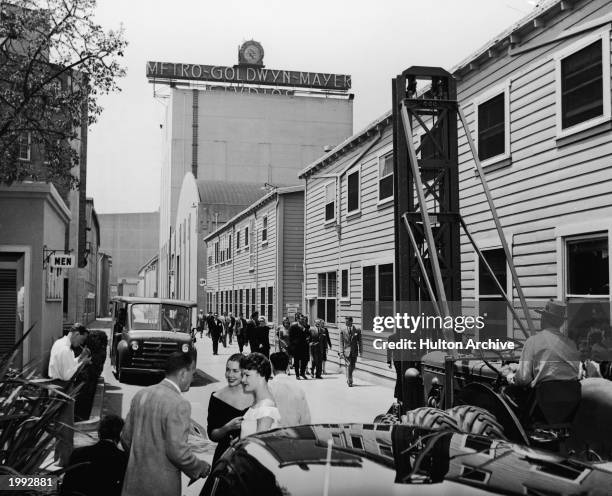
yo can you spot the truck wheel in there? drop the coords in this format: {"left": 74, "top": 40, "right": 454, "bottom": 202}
{"left": 374, "top": 413, "right": 399, "bottom": 424}
{"left": 446, "top": 405, "right": 506, "bottom": 439}
{"left": 404, "top": 407, "right": 459, "bottom": 431}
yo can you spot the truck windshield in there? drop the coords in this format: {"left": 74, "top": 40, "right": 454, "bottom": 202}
{"left": 131, "top": 304, "right": 191, "bottom": 333}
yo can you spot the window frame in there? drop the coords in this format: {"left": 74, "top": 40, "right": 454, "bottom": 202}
{"left": 377, "top": 148, "right": 394, "bottom": 205}
{"left": 554, "top": 27, "right": 611, "bottom": 139}
{"left": 317, "top": 270, "right": 337, "bottom": 324}
{"left": 340, "top": 265, "right": 351, "bottom": 302}
{"left": 324, "top": 180, "right": 336, "bottom": 225}
{"left": 346, "top": 166, "right": 361, "bottom": 217}
{"left": 236, "top": 230, "right": 241, "bottom": 252}
{"left": 18, "top": 132, "right": 31, "bottom": 161}
{"left": 472, "top": 81, "right": 510, "bottom": 167}
{"left": 361, "top": 260, "right": 395, "bottom": 332}
{"left": 244, "top": 225, "right": 250, "bottom": 249}
{"left": 261, "top": 215, "right": 268, "bottom": 245}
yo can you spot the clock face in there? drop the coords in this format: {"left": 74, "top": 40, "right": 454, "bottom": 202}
{"left": 241, "top": 42, "right": 263, "bottom": 65}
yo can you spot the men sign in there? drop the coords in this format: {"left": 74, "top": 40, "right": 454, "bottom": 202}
{"left": 50, "top": 254, "right": 75, "bottom": 268}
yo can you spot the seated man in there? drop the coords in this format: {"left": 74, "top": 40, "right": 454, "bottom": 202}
{"left": 507, "top": 300, "right": 581, "bottom": 425}
{"left": 61, "top": 414, "right": 128, "bottom": 496}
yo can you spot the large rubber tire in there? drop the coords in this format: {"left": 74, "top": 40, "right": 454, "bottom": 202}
{"left": 374, "top": 413, "right": 399, "bottom": 425}
{"left": 404, "top": 407, "right": 460, "bottom": 431}
{"left": 446, "top": 405, "right": 506, "bottom": 439}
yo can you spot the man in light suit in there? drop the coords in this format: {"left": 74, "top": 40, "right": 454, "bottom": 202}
{"left": 121, "top": 352, "right": 210, "bottom": 496}
{"left": 340, "top": 316, "right": 362, "bottom": 387}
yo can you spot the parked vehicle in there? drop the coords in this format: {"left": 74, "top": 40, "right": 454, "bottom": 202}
{"left": 200, "top": 423, "right": 612, "bottom": 496}
{"left": 110, "top": 296, "right": 197, "bottom": 382}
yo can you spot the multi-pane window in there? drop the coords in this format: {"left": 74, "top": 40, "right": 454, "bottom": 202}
{"left": 236, "top": 231, "right": 241, "bottom": 250}
{"left": 378, "top": 153, "right": 393, "bottom": 201}
{"left": 214, "top": 242, "right": 219, "bottom": 264}
{"left": 267, "top": 286, "right": 273, "bottom": 323}
{"left": 560, "top": 39, "right": 603, "bottom": 130}
{"left": 227, "top": 234, "right": 232, "bottom": 260}
{"left": 477, "top": 93, "right": 505, "bottom": 161}
{"left": 208, "top": 254, "right": 213, "bottom": 267}
{"left": 347, "top": 170, "right": 360, "bottom": 213}
{"left": 245, "top": 289, "right": 250, "bottom": 317}
{"left": 234, "top": 289, "right": 238, "bottom": 315}
{"left": 18, "top": 133, "right": 31, "bottom": 161}
{"left": 260, "top": 287, "right": 266, "bottom": 318}
{"left": 325, "top": 182, "right": 335, "bottom": 222}
{"left": 244, "top": 226, "right": 249, "bottom": 247}
{"left": 363, "top": 264, "right": 393, "bottom": 332}
{"left": 220, "top": 291, "right": 223, "bottom": 314}
{"left": 262, "top": 216, "right": 268, "bottom": 243}
{"left": 565, "top": 235, "right": 610, "bottom": 344}
{"left": 341, "top": 268, "right": 349, "bottom": 299}
{"left": 239, "top": 289, "right": 243, "bottom": 317}
{"left": 251, "top": 288, "right": 256, "bottom": 317}
{"left": 479, "top": 248, "right": 508, "bottom": 340}
{"left": 317, "top": 271, "right": 337, "bottom": 324}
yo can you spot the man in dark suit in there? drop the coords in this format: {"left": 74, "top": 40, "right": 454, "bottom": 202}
{"left": 255, "top": 316, "right": 271, "bottom": 357}
{"left": 340, "top": 316, "right": 362, "bottom": 387}
{"left": 209, "top": 313, "right": 223, "bottom": 355}
{"left": 61, "top": 415, "right": 127, "bottom": 496}
{"left": 121, "top": 353, "right": 210, "bottom": 496}
{"left": 289, "top": 313, "right": 310, "bottom": 380}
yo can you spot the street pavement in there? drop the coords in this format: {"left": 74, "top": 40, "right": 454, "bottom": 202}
{"left": 94, "top": 322, "right": 393, "bottom": 496}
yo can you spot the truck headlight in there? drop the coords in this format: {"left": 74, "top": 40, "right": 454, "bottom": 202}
{"left": 182, "top": 344, "right": 189, "bottom": 353}
{"left": 131, "top": 341, "right": 139, "bottom": 351}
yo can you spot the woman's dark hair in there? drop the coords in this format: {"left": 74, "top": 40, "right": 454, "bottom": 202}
{"left": 227, "top": 353, "right": 244, "bottom": 365}
{"left": 240, "top": 352, "right": 272, "bottom": 381}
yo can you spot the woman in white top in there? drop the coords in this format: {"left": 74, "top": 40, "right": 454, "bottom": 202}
{"left": 239, "top": 352, "right": 281, "bottom": 438}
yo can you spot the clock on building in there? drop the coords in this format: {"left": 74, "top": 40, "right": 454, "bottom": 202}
{"left": 239, "top": 40, "right": 264, "bottom": 66}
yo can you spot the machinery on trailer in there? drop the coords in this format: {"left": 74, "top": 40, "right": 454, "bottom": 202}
{"left": 378, "top": 66, "right": 612, "bottom": 459}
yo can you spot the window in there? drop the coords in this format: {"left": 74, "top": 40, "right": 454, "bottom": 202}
{"left": 478, "top": 248, "right": 508, "bottom": 340}
{"left": 477, "top": 93, "right": 505, "bottom": 162}
{"left": 324, "top": 182, "right": 335, "bottom": 222}
{"left": 251, "top": 288, "right": 256, "bottom": 317}
{"left": 239, "top": 289, "right": 243, "bottom": 317}
{"left": 245, "top": 288, "right": 250, "bottom": 317}
{"left": 227, "top": 234, "right": 232, "bottom": 260}
{"left": 565, "top": 235, "right": 610, "bottom": 345}
{"left": 18, "top": 133, "right": 31, "bottom": 161}
{"left": 220, "top": 291, "right": 223, "bottom": 314}
{"left": 347, "top": 169, "right": 360, "bottom": 213}
{"left": 555, "top": 29, "right": 611, "bottom": 135}
{"left": 363, "top": 263, "right": 394, "bottom": 332}
{"left": 341, "top": 267, "right": 350, "bottom": 300}
{"left": 208, "top": 254, "right": 213, "bottom": 267}
{"left": 236, "top": 231, "right": 241, "bottom": 250}
{"left": 244, "top": 226, "right": 249, "bottom": 247}
{"left": 317, "top": 271, "right": 337, "bottom": 323}
{"left": 214, "top": 242, "right": 219, "bottom": 264}
{"left": 378, "top": 152, "right": 393, "bottom": 201}
{"left": 260, "top": 287, "right": 266, "bottom": 318}
{"left": 262, "top": 216, "right": 268, "bottom": 243}
{"left": 220, "top": 236, "right": 225, "bottom": 263}
{"left": 268, "top": 286, "right": 273, "bottom": 322}
{"left": 234, "top": 289, "right": 238, "bottom": 315}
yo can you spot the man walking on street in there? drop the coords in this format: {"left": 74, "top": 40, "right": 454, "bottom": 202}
{"left": 246, "top": 312, "right": 259, "bottom": 351}
{"left": 289, "top": 313, "right": 310, "bottom": 380}
{"left": 196, "top": 310, "right": 206, "bottom": 339}
{"left": 227, "top": 312, "right": 236, "bottom": 345}
{"left": 309, "top": 322, "right": 323, "bottom": 379}
{"left": 210, "top": 313, "right": 223, "bottom": 356}
{"left": 121, "top": 353, "right": 210, "bottom": 496}
{"left": 269, "top": 352, "right": 311, "bottom": 426}
{"left": 235, "top": 313, "right": 247, "bottom": 353}
{"left": 341, "top": 316, "right": 362, "bottom": 387}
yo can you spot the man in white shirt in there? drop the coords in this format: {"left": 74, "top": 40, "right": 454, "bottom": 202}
{"left": 48, "top": 323, "right": 91, "bottom": 382}
{"left": 268, "top": 352, "right": 311, "bottom": 427}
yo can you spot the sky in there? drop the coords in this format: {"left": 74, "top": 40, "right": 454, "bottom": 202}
{"left": 87, "top": 0, "right": 536, "bottom": 214}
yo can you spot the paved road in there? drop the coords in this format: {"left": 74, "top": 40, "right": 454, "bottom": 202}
{"left": 95, "top": 322, "right": 393, "bottom": 495}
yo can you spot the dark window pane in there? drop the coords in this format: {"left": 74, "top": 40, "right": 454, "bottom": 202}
{"left": 317, "top": 299, "right": 326, "bottom": 321}
{"left": 363, "top": 266, "right": 376, "bottom": 331}
{"left": 479, "top": 249, "right": 507, "bottom": 295}
{"left": 326, "top": 299, "right": 336, "bottom": 324}
{"left": 567, "top": 237, "right": 609, "bottom": 295}
{"left": 341, "top": 269, "right": 349, "bottom": 298}
{"left": 379, "top": 174, "right": 393, "bottom": 200}
{"left": 348, "top": 172, "right": 359, "bottom": 212}
{"left": 378, "top": 264, "right": 394, "bottom": 301}
{"left": 562, "top": 40, "right": 603, "bottom": 129}
{"left": 268, "top": 287, "right": 273, "bottom": 322}
{"left": 325, "top": 202, "right": 335, "bottom": 221}
{"left": 478, "top": 93, "right": 505, "bottom": 161}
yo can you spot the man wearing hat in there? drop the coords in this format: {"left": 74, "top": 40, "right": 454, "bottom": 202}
{"left": 508, "top": 300, "right": 581, "bottom": 426}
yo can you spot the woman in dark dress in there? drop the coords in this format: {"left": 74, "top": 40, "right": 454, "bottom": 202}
{"left": 207, "top": 354, "right": 253, "bottom": 464}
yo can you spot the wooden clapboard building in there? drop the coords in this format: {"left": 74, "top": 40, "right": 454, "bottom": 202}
{"left": 455, "top": 0, "right": 612, "bottom": 341}
{"left": 204, "top": 186, "right": 304, "bottom": 326}
{"left": 299, "top": 113, "right": 395, "bottom": 377}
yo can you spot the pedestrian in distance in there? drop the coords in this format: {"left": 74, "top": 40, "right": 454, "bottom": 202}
{"left": 209, "top": 313, "right": 223, "bottom": 356}
{"left": 316, "top": 319, "right": 332, "bottom": 375}
{"left": 340, "top": 316, "right": 362, "bottom": 387}
{"left": 197, "top": 310, "right": 206, "bottom": 339}
{"left": 236, "top": 313, "right": 248, "bottom": 353}
{"left": 309, "top": 322, "right": 323, "bottom": 379}
{"left": 207, "top": 353, "right": 253, "bottom": 465}
{"left": 121, "top": 352, "right": 210, "bottom": 496}
{"left": 239, "top": 353, "right": 281, "bottom": 438}
{"left": 269, "top": 352, "right": 311, "bottom": 427}
{"left": 276, "top": 317, "right": 292, "bottom": 374}
{"left": 246, "top": 312, "right": 259, "bottom": 351}
{"left": 227, "top": 312, "right": 236, "bottom": 345}
{"left": 288, "top": 313, "right": 309, "bottom": 380}
{"left": 61, "top": 414, "right": 128, "bottom": 496}
{"left": 256, "top": 316, "right": 271, "bottom": 358}
{"left": 220, "top": 312, "right": 229, "bottom": 348}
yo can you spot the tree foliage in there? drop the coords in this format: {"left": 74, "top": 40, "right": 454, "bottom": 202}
{"left": 0, "top": 0, "right": 126, "bottom": 188}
